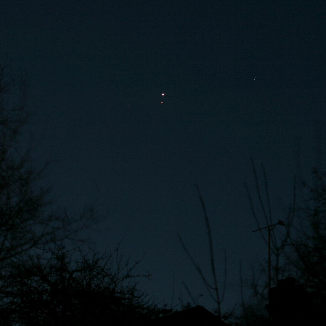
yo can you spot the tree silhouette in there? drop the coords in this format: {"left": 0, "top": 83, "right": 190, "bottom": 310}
{"left": 0, "top": 62, "right": 94, "bottom": 270}
{"left": 0, "top": 62, "right": 170, "bottom": 325}
{"left": 285, "top": 169, "right": 326, "bottom": 316}
{"left": 244, "top": 159, "right": 290, "bottom": 291}
{"left": 0, "top": 243, "right": 163, "bottom": 326}
{"left": 242, "top": 161, "right": 326, "bottom": 325}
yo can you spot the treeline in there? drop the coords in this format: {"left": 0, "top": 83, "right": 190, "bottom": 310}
{"left": 176, "top": 144, "right": 326, "bottom": 325}
{"left": 228, "top": 163, "right": 326, "bottom": 325}
{"left": 2, "top": 61, "right": 326, "bottom": 326}
{"left": 0, "top": 63, "right": 171, "bottom": 325}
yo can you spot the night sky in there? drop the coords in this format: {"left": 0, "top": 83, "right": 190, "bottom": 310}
{"left": 1, "top": 0, "right": 326, "bottom": 312}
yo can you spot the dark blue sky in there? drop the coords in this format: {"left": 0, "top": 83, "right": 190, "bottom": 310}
{"left": 1, "top": 0, "right": 326, "bottom": 312}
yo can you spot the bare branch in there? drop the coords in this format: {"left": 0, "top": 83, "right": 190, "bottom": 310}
{"left": 177, "top": 233, "right": 216, "bottom": 302}
{"left": 195, "top": 184, "right": 221, "bottom": 315}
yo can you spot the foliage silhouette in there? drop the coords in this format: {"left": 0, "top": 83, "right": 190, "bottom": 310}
{"left": 0, "top": 62, "right": 94, "bottom": 270}
{"left": 240, "top": 161, "right": 326, "bottom": 325}
{"left": 0, "top": 61, "right": 171, "bottom": 325}
{"left": 0, "top": 243, "right": 164, "bottom": 325}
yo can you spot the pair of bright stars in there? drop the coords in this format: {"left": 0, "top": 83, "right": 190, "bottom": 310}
{"left": 161, "top": 93, "right": 165, "bottom": 104}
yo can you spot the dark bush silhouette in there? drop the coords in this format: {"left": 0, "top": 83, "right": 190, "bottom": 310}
{"left": 0, "top": 244, "right": 164, "bottom": 326}
{"left": 266, "top": 277, "right": 322, "bottom": 326}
